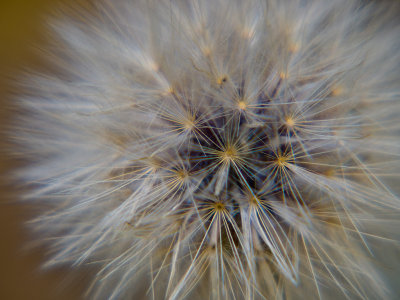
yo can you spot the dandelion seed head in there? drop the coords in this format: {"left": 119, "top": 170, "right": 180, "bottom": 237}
{"left": 13, "top": 0, "right": 400, "bottom": 299}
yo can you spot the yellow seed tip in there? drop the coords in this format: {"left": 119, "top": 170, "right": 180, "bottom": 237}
{"left": 217, "top": 75, "right": 228, "bottom": 85}
{"left": 238, "top": 101, "right": 247, "bottom": 110}
{"left": 285, "top": 116, "right": 295, "bottom": 127}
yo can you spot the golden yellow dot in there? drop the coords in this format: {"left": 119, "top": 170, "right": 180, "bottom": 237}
{"left": 167, "top": 86, "right": 175, "bottom": 94}
{"left": 125, "top": 221, "right": 133, "bottom": 226}
{"left": 202, "top": 46, "right": 211, "bottom": 57}
{"left": 331, "top": 86, "right": 343, "bottom": 96}
{"left": 324, "top": 169, "right": 336, "bottom": 178}
{"left": 213, "top": 202, "right": 225, "bottom": 211}
{"left": 217, "top": 75, "right": 228, "bottom": 85}
{"left": 285, "top": 116, "right": 295, "bottom": 127}
{"left": 279, "top": 72, "right": 287, "bottom": 79}
{"left": 222, "top": 146, "right": 237, "bottom": 161}
{"left": 176, "top": 169, "right": 189, "bottom": 180}
{"left": 276, "top": 155, "right": 288, "bottom": 166}
{"left": 183, "top": 120, "right": 194, "bottom": 131}
{"left": 249, "top": 196, "right": 260, "bottom": 206}
{"left": 238, "top": 100, "right": 247, "bottom": 110}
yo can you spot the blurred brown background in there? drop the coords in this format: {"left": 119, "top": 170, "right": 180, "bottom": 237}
{"left": 0, "top": 1, "right": 87, "bottom": 299}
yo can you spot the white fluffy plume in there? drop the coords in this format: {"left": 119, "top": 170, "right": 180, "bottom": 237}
{"left": 14, "top": 0, "right": 400, "bottom": 299}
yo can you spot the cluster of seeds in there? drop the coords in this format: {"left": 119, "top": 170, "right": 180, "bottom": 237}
{"left": 18, "top": 0, "right": 400, "bottom": 299}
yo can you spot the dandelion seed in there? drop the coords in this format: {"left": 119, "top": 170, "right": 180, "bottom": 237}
{"left": 12, "top": 0, "right": 400, "bottom": 299}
